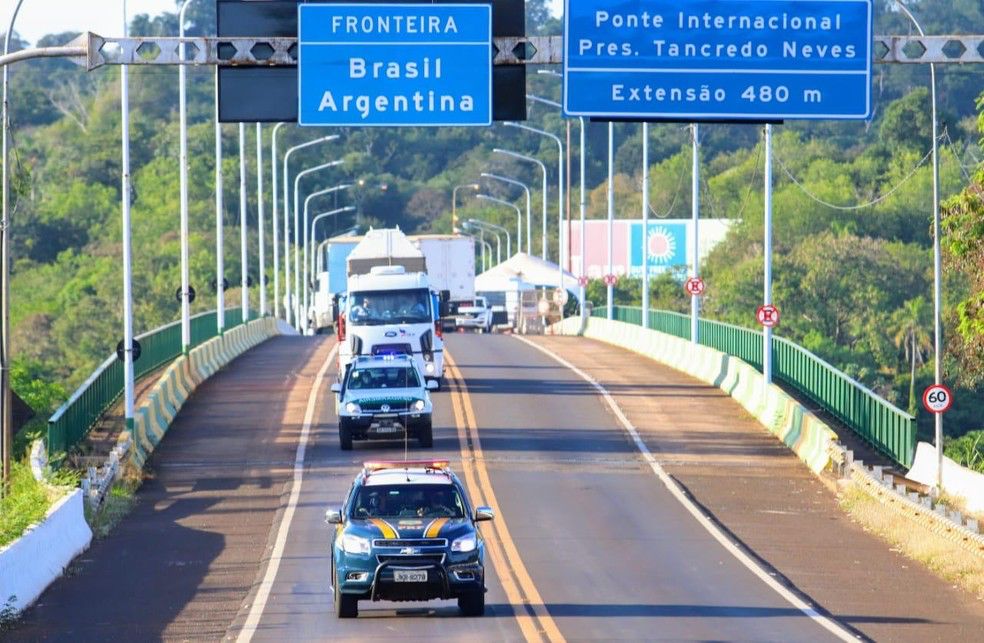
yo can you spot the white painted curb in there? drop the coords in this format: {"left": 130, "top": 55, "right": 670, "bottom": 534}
{"left": 0, "top": 489, "right": 92, "bottom": 614}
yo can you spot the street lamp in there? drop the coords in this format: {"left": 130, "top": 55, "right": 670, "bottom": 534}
{"left": 304, "top": 188, "right": 352, "bottom": 319}
{"left": 310, "top": 206, "right": 357, "bottom": 277}
{"left": 537, "top": 70, "right": 587, "bottom": 323}
{"left": 294, "top": 160, "right": 345, "bottom": 331}
{"left": 255, "top": 123, "right": 266, "bottom": 316}
{"left": 467, "top": 219, "right": 507, "bottom": 265}
{"left": 282, "top": 135, "right": 338, "bottom": 326}
{"left": 452, "top": 183, "right": 480, "bottom": 233}
{"left": 493, "top": 148, "right": 547, "bottom": 260}
{"left": 480, "top": 172, "right": 529, "bottom": 253}
{"left": 239, "top": 123, "right": 249, "bottom": 321}
{"left": 475, "top": 195, "right": 516, "bottom": 258}
{"left": 1, "top": 0, "right": 26, "bottom": 489}
{"left": 270, "top": 122, "right": 288, "bottom": 321}
{"left": 897, "top": 0, "right": 944, "bottom": 493}
{"left": 504, "top": 121, "right": 564, "bottom": 266}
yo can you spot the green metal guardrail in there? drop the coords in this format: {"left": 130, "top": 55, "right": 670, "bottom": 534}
{"left": 593, "top": 306, "right": 917, "bottom": 468}
{"left": 47, "top": 309, "right": 257, "bottom": 457}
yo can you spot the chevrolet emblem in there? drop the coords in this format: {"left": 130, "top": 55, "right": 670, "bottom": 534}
{"left": 400, "top": 547, "right": 418, "bottom": 555}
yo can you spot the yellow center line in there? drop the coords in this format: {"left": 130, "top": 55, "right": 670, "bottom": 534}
{"left": 446, "top": 352, "right": 565, "bottom": 643}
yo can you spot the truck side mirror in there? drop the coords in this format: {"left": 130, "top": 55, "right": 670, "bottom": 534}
{"left": 440, "top": 290, "right": 450, "bottom": 303}
{"left": 330, "top": 382, "right": 342, "bottom": 394}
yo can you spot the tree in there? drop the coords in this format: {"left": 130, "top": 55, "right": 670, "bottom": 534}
{"left": 891, "top": 296, "right": 933, "bottom": 415}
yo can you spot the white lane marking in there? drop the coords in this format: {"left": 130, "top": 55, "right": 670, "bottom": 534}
{"left": 513, "top": 335, "right": 858, "bottom": 642}
{"left": 236, "top": 341, "right": 338, "bottom": 643}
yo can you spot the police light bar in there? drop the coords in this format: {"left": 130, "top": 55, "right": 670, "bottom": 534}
{"left": 364, "top": 460, "right": 450, "bottom": 472}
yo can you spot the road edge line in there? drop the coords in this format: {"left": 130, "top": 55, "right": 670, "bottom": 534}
{"left": 512, "top": 335, "right": 858, "bottom": 643}
{"left": 235, "top": 341, "right": 339, "bottom": 643}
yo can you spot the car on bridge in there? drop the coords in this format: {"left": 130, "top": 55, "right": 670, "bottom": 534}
{"left": 331, "top": 354, "right": 438, "bottom": 450}
{"left": 325, "top": 460, "right": 495, "bottom": 618}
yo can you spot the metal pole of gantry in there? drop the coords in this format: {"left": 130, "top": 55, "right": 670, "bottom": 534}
{"left": 691, "top": 123, "right": 700, "bottom": 345}
{"left": 239, "top": 123, "right": 249, "bottom": 321}
{"left": 177, "top": 0, "right": 194, "bottom": 353}
{"left": 606, "top": 122, "right": 615, "bottom": 321}
{"left": 270, "top": 123, "right": 287, "bottom": 320}
{"left": 0, "top": 0, "right": 25, "bottom": 491}
{"left": 763, "top": 125, "right": 774, "bottom": 385}
{"left": 282, "top": 136, "right": 338, "bottom": 327}
{"left": 896, "top": 1, "right": 944, "bottom": 492}
{"left": 214, "top": 70, "right": 224, "bottom": 334}
{"left": 493, "top": 148, "right": 547, "bottom": 260}
{"left": 119, "top": 0, "right": 136, "bottom": 453}
{"left": 256, "top": 123, "right": 266, "bottom": 316}
{"left": 641, "top": 123, "right": 650, "bottom": 329}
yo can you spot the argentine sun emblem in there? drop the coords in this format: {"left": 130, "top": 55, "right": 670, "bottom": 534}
{"left": 646, "top": 226, "right": 677, "bottom": 265}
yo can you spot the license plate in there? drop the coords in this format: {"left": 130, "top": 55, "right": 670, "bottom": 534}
{"left": 394, "top": 570, "right": 427, "bottom": 583}
{"left": 374, "top": 424, "right": 402, "bottom": 433}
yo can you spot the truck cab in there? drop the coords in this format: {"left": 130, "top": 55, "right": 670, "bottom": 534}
{"left": 339, "top": 265, "right": 445, "bottom": 387}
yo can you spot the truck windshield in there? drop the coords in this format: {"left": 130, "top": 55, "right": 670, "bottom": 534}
{"left": 348, "top": 288, "right": 431, "bottom": 325}
{"left": 346, "top": 365, "right": 420, "bottom": 390}
{"left": 351, "top": 484, "right": 466, "bottom": 519}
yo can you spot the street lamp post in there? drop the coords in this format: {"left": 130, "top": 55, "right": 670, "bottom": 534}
{"left": 493, "top": 148, "right": 547, "bottom": 260}
{"left": 309, "top": 206, "right": 357, "bottom": 276}
{"left": 304, "top": 187, "right": 352, "bottom": 320}
{"left": 294, "top": 160, "right": 345, "bottom": 332}
{"left": 1, "top": 0, "right": 26, "bottom": 490}
{"left": 239, "top": 123, "right": 249, "bottom": 321}
{"left": 469, "top": 221, "right": 502, "bottom": 265}
{"left": 270, "top": 123, "right": 290, "bottom": 320}
{"left": 480, "top": 172, "right": 529, "bottom": 254}
{"left": 897, "top": 0, "right": 944, "bottom": 492}
{"left": 452, "top": 183, "right": 479, "bottom": 234}
{"left": 475, "top": 195, "right": 516, "bottom": 258}
{"left": 504, "top": 121, "right": 563, "bottom": 265}
{"left": 255, "top": 123, "right": 266, "bottom": 316}
{"left": 281, "top": 135, "right": 338, "bottom": 326}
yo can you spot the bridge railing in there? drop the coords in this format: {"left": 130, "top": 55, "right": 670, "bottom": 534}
{"left": 47, "top": 309, "right": 255, "bottom": 457}
{"left": 595, "top": 306, "right": 917, "bottom": 468}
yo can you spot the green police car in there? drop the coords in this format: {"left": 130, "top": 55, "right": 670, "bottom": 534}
{"left": 325, "top": 460, "right": 495, "bottom": 618}
{"left": 331, "top": 354, "right": 438, "bottom": 450}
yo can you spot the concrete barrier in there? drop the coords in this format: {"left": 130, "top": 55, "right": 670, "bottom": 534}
{"left": 552, "top": 317, "right": 839, "bottom": 474}
{"left": 907, "top": 442, "right": 984, "bottom": 513}
{"left": 0, "top": 490, "right": 92, "bottom": 615}
{"left": 130, "top": 318, "right": 280, "bottom": 469}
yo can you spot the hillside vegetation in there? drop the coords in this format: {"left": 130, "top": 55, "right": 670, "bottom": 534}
{"left": 1, "top": 0, "right": 982, "bottom": 457}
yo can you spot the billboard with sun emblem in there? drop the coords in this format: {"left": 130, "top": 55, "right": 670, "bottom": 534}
{"left": 566, "top": 219, "right": 733, "bottom": 279}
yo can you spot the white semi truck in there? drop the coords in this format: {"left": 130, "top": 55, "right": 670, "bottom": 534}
{"left": 337, "top": 229, "right": 446, "bottom": 387}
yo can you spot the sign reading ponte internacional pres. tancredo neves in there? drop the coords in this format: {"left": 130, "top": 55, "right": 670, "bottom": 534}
{"left": 298, "top": 3, "right": 492, "bottom": 127}
{"left": 563, "top": 0, "right": 873, "bottom": 121}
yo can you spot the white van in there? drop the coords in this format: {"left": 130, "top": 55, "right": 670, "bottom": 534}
{"left": 338, "top": 265, "right": 445, "bottom": 387}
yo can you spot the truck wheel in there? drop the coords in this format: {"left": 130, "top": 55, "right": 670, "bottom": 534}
{"left": 418, "top": 420, "right": 433, "bottom": 448}
{"left": 334, "top": 581, "right": 358, "bottom": 618}
{"left": 339, "top": 422, "right": 353, "bottom": 451}
{"left": 457, "top": 591, "right": 485, "bottom": 616}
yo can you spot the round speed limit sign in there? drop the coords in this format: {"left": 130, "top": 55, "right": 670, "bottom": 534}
{"left": 922, "top": 384, "right": 953, "bottom": 414}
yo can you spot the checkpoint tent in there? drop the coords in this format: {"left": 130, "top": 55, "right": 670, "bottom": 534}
{"left": 474, "top": 252, "right": 579, "bottom": 293}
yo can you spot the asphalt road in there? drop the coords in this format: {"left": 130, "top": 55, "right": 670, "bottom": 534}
{"left": 15, "top": 332, "right": 970, "bottom": 641}
{"left": 229, "top": 333, "right": 847, "bottom": 642}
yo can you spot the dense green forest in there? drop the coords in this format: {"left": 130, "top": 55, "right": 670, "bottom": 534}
{"left": 1, "top": 0, "right": 982, "bottom": 455}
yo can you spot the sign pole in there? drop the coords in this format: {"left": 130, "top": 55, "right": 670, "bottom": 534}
{"left": 120, "top": 0, "right": 136, "bottom": 443}
{"left": 641, "top": 122, "right": 649, "bottom": 329}
{"left": 763, "top": 124, "right": 773, "bottom": 384}
{"left": 691, "top": 123, "right": 700, "bottom": 345}
{"left": 214, "top": 70, "right": 225, "bottom": 334}
{"left": 578, "top": 117, "right": 586, "bottom": 327}
{"left": 606, "top": 122, "right": 614, "bottom": 321}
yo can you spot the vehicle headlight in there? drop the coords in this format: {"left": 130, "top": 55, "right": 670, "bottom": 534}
{"left": 344, "top": 402, "right": 361, "bottom": 414}
{"left": 342, "top": 533, "right": 370, "bottom": 555}
{"left": 413, "top": 399, "right": 425, "bottom": 411}
{"left": 451, "top": 534, "right": 477, "bottom": 553}
{"left": 425, "top": 362, "right": 436, "bottom": 374}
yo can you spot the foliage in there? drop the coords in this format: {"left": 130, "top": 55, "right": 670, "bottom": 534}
{"left": 0, "top": 462, "right": 50, "bottom": 548}
{"left": 944, "top": 430, "right": 984, "bottom": 474}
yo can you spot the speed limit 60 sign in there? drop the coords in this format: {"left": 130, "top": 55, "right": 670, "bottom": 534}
{"left": 922, "top": 384, "right": 953, "bottom": 414}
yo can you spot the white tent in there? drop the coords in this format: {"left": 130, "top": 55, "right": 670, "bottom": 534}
{"left": 475, "top": 252, "right": 579, "bottom": 293}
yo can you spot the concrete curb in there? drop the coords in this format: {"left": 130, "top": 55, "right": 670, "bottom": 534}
{"left": 0, "top": 490, "right": 92, "bottom": 615}
{"left": 551, "top": 317, "right": 839, "bottom": 475}
{"left": 129, "top": 318, "right": 279, "bottom": 469}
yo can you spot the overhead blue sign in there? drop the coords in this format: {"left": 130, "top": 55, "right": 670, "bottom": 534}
{"left": 298, "top": 3, "right": 492, "bottom": 126}
{"left": 563, "top": 0, "right": 872, "bottom": 120}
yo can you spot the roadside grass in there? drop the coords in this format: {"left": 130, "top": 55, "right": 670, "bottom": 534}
{"left": 0, "top": 462, "right": 50, "bottom": 549}
{"left": 85, "top": 472, "right": 141, "bottom": 539}
{"left": 839, "top": 485, "right": 984, "bottom": 599}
